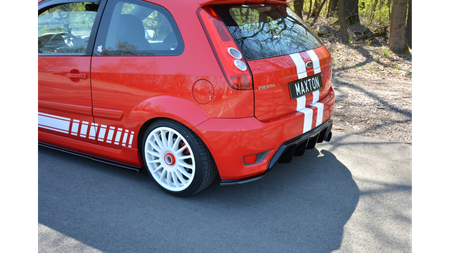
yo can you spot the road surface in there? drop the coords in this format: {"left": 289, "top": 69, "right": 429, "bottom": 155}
{"left": 38, "top": 131, "right": 411, "bottom": 252}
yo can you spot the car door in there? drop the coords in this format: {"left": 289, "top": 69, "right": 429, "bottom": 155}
{"left": 90, "top": 0, "right": 184, "bottom": 150}
{"left": 38, "top": 1, "right": 104, "bottom": 144}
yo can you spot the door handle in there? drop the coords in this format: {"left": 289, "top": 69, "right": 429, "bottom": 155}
{"left": 66, "top": 73, "right": 87, "bottom": 79}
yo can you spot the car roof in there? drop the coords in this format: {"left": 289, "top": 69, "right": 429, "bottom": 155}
{"left": 37, "top": 0, "right": 288, "bottom": 4}
{"left": 197, "top": 0, "right": 288, "bottom": 6}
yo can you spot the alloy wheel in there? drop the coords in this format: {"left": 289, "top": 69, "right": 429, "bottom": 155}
{"left": 144, "top": 127, "right": 195, "bottom": 192}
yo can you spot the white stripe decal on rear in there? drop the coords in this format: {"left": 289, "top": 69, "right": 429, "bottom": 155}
{"left": 312, "top": 90, "right": 320, "bottom": 103}
{"left": 306, "top": 50, "right": 321, "bottom": 74}
{"left": 299, "top": 107, "right": 314, "bottom": 133}
{"left": 290, "top": 53, "right": 308, "bottom": 111}
{"left": 290, "top": 53, "right": 307, "bottom": 79}
{"left": 38, "top": 112, "right": 135, "bottom": 148}
{"left": 296, "top": 96, "right": 306, "bottom": 111}
{"left": 290, "top": 51, "right": 326, "bottom": 134}
{"left": 313, "top": 102, "right": 324, "bottom": 127}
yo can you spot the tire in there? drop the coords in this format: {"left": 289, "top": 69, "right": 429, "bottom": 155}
{"left": 141, "top": 119, "right": 217, "bottom": 197}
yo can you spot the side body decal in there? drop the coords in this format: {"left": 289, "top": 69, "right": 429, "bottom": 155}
{"left": 38, "top": 112, "right": 135, "bottom": 148}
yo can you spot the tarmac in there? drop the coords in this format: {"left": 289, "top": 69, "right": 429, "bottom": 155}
{"left": 38, "top": 131, "right": 411, "bottom": 252}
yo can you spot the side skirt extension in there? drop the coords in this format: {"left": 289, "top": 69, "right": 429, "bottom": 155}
{"left": 38, "top": 141, "right": 142, "bottom": 172}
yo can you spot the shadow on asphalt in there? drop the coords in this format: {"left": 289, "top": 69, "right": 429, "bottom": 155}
{"left": 38, "top": 145, "right": 359, "bottom": 253}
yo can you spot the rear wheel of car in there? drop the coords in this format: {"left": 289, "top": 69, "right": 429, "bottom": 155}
{"left": 141, "top": 119, "right": 217, "bottom": 197}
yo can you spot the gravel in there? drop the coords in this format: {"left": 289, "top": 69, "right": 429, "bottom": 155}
{"left": 314, "top": 22, "right": 412, "bottom": 145}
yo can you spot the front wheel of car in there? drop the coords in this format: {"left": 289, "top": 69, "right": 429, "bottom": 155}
{"left": 141, "top": 119, "right": 217, "bottom": 197}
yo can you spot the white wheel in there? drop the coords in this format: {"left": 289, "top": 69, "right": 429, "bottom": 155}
{"left": 144, "top": 127, "right": 195, "bottom": 192}
{"left": 141, "top": 120, "right": 217, "bottom": 196}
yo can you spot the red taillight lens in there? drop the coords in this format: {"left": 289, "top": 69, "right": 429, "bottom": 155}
{"left": 198, "top": 7, "right": 253, "bottom": 90}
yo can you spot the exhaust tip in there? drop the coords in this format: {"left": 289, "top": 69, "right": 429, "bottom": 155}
{"left": 324, "top": 131, "right": 332, "bottom": 142}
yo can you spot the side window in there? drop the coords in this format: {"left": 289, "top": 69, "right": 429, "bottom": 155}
{"left": 38, "top": 2, "right": 99, "bottom": 54}
{"left": 95, "top": 0, "right": 184, "bottom": 56}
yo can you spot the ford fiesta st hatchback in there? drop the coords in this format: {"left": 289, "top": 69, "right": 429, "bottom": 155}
{"left": 38, "top": 0, "right": 335, "bottom": 196}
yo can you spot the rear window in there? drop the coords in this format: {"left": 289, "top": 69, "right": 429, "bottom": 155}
{"left": 213, "top": 4, "right": 323, "bottom": 61}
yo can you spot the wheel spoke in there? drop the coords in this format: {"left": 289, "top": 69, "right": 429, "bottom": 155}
{"left": 175, "top": 144, "right": 187, "bottom": 155}
{"left": 175, "top": 169, "right": 188, "bottom": 184}
{"left": 172, "top": 136, "right": 181, "bottom": 150}
{"left": 160, "top": 169, "right": 168, "bottom": 181}
{"left": 167, "top": 131, "right": 175, "bottom": 149}
{"left": 178, "top": 160, "right": 193, "bottom": 169}
{"left": 146, "top": 150, "right": 160, "bottom": 158}
{"left": 161, "top": 130, "right": 169, "bottom": 147}
{"left": 170, "top": 172, "right": 179, "bottom": 187}
{"left": 153, "top": 132, "right": 164, "bottom": 149}
{"left": 178, "top": 155, "right": 192, "bottom": 160}
{"left": 176, "top": 166, "right": 192, "bottom": 179}
{"left": 151, "top": 164, "right": 163, "bottom": 173}
{"left": 148, "top": 139, "right": 161, "bottom": 152}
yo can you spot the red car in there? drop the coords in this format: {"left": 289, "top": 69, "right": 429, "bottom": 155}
{"left": 38, "top": 0, "right": 335, "bottom": 196}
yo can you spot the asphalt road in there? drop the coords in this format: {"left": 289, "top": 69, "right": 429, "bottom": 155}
{"left": 38, "top": 131, "right": 411, "bottom": 253}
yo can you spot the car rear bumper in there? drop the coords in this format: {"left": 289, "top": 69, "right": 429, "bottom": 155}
{"left": 194, "top": 87, "right": 335, "bottom": 183}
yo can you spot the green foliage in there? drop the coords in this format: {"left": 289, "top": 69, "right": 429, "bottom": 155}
{"left": 359, "top": 0, "right": 392, "bottom": 25}
{"left": 290, "top": 0, "right": 394, "bottom": 27}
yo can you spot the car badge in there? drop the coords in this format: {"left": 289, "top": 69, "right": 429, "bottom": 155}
{"left": 306, "top": 61, "right": 313, "bottom": 68}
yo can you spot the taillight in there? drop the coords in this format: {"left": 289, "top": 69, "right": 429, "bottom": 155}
{"left": 198, "top": 7, "right": 253, "bottom": 90}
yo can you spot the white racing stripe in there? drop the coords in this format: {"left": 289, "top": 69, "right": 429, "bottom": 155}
{"left": 306, "top": 50, "right": 321, "bottom": 74}
{"left": 313, "top": 102, "right": 324, "bottom": 127}
{"left": 38, "top": 112, "right": 135, "bottom": 148}
{"left": 300, "top": 107, "right": 314, "bottom": 133}
{"left": 312, "top": 90, "right": 320, "bottom": 103}
{"left": 290, "top": 50, "right": 326, "bottom": 133}
{"left": 296, "top": 96, "right": 306, "bottom": 111}
{"left": 290, "top": 53, "right": 307, "bottom": 79}
{"left": 38, "top": 113, "right": 71, "bottom": 134}
{"left": 290, "top": 53, "right": 308, "bottom": 111}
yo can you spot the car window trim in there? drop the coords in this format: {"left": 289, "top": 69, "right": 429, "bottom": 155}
{"left": 93, "top": 0, "right": 185, "bottom": 57}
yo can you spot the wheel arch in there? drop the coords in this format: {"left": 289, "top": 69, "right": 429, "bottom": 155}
{"left": 130, "top": 96, "right": 212, "bottom": 163}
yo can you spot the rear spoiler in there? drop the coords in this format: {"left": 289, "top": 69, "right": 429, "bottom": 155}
{"left": 198, "top": 0, "right": 289, "bottom": 6}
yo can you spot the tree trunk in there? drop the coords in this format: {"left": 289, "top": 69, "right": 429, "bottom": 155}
{"left": 339, "top": 0, "right": 349, "bottom": 44}
{"left": 345, "top": 0, "right": 360, "bottom": 25}
{"left": 327, "top": 0, "right": 338, "bottom": 18}
{"left": 388, "top": 0, "right": 408, "bottom": 52}
{"left": 405, "top": 0, "right": 412, "bottom": 48}
{"left": 313, "top": 0, "right": 329, "bottom": 24}
{"left": 311, "top": 0, "right": 321, "bottom": 17}
{"left": 307, "top": 0, "right": 313, "bottom": 19}
{"left": 294, "top": 0, "right": 305, "bottom": 19}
